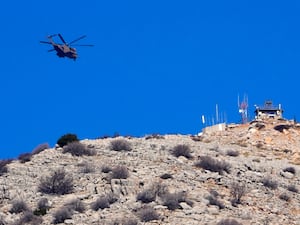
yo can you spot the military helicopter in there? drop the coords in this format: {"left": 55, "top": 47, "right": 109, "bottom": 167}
{"left": 40, "top": 34, "right": 93, "bottom": 60}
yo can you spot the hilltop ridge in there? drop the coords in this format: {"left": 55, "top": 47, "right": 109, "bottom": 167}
{"left": 0, "top": 118, "right": 299, "bottom": 225}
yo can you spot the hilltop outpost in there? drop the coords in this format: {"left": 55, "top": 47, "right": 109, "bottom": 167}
{"left": 254, "top": 100, "right": 283, "bottom": 120}
{"left": 202, "top": 100, "right": 288, "bottom": 134}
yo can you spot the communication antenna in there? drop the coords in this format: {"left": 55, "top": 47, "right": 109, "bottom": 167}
{"left": 238, "top": 94, "right": 249, "bottom": 124}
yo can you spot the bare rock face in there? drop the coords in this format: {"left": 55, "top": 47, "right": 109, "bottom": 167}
{"left": 0, "top": 121, "right": 300, "bottom": 225}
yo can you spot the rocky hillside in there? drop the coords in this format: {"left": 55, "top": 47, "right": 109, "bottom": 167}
{"left": 0, "top": 118, "right": 300, "bottom": 225}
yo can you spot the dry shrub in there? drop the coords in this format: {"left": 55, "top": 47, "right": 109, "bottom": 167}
{"left": 63, "top": 142, "right": 96, "bottom": 156}
{"left": 262, "top": 177, "right": 278, "bottom": 190}
{"left": 137, "top": 188, "right": 157, "bottom": 203}
{"left": 34, "top": 198, "right": 50, "bottom": 216}
{"left": 111, "top": 166, "right": 129, "bottom": 179}
{"left": 195, "top": 156, "right": 231, "bottom": 174}
{"left": 14, "top": 211, "right": 43, "bottom": 225}
{"left": 38, "top": 169, "right": 74, "bottom": 195}
{"left": 91, "top": 196, "right": 110, "bottom": 211}
{"left": 279, "top": 193, "right": 290, "bottom": 202}
{"left": 64, "top": 198, "right": 85, "bottom": 213}
{"left": 0, "top": 159, "right": 12, "bottom": 176}
{"left": 137, "top": 206, "right": 159, "bottom": 222}
{"left": 9, "top": 199, "right": 29, "bottom": 214}
{"left": 206, "top": 195, "right": 225, "bottom": 209}
{"left": 32, "top": 143, "right": 50, "bottom": 155}
{"left": 217, "top": 218, "right": 243, "bottom": 225}
{"left": 78, "top": 161, "right": 95, "bottom": 173}
{"left": 230, "top": 182, "right": 246, "bottom": 206}
{"left": 18, "top": 153, "right": 32, "bottom": 163}
{"left": 53, "top": 207, "right": 72, "bottom": 224}
{"left": 171, "top": 144, "right": 193, "bottom": 159}
{"left": 110, "top": 139, "right": 132, "bottom": 151}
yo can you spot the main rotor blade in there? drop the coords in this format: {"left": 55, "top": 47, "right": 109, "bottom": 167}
{"left": 71, "top": 44, "right": 94, "bottom": 47}
{"left": 40, "top": 41, "right": 52, "bottom": 44}
{"left": 48, "top": 49, "right": 55, "bottom": 52}
{"left": 58, "top": 33, "right": 67, "bottom": 44}
{"left": 68, "top": 35, "right": 87, "bottom": 45}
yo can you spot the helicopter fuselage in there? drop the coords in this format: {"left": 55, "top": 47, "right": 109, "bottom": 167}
{"left": 53, "top": 44, "right": 77, "bottom": 59}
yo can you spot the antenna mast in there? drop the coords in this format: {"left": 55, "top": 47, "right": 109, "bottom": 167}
{"left": 238, "top": 94, "right": 249, "bottom": 124}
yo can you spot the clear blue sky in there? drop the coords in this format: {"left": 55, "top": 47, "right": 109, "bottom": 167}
{"left": 0, "top": 1, "right": 299, "bottom": 159}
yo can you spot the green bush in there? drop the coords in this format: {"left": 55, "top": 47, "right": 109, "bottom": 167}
{"left": 57, "top": 133, "right": 78, "bottom": 147}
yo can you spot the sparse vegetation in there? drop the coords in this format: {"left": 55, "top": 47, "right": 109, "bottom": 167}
{"left": 32, "top": 143, "right": 50, "bottom": 155}
{"left": 34, "top": 198, "right": 50, "bottom": 216}
{"left": 57, "top": 133, "right": 79, "bottom": 147}
{"left": 111, "top": 166, "right": 129, "bottom": 179}
{"left": 38, "top": 169, "right": 74, "bottom": 195}
{"left": 14, "top": 211, "right": 43, "bottom": 225}
{"left": 63, "top": 141, "right": 96, "bottom": 156}
{"left": 18, "top": 152, "right": 32, "bottom": 163}
{"left": 161, "top": 191, "right": 190, "bottom": 210}
{"left": 216, "top": 218, "right": 243, "bottom": 225}
{"left": 110, "top": 139, "right": 132, "bottom": 151}
{"left": 0, "top": 159, "right": 12, "bottom": 176}
{"left": 101, "top": 165, "right": 112, "bottom": 173}
{"left": 9, "top": 199, "right": 28, "bottom": 214}
{"left": 171, "top": 144, "right": 193, "bottom": 159}
{"left": 64, "top": 198, "right": 85, "bottom": 213}
{"left": 145, "top": 134, "right": 165, "bottom": 140}
{"left": 262, "top": 177, "right": 278, "bottom": 190}
{"left": 137, "top": 206, "right": 160, "bottom": 222}
{"left": 91, "top": 196, "right": 110, "bottom": 211}
{"left": 137, "top": 188, "right": 157, "bottom": 203}
{"left": 279, "top": 193, "right": 290, "bottom": 202}
{"left": 230, "top": 182, "right": 246, "bottom": 206}
{"left": 206, "top": 195, "right": 225, "bottom": 209}
{"left": 53, "top": 207, "right": 72, "bottom": 224}
{"left": 112, "top": 218, "right": 138, "bottom": 225}
{"left": 78, "top": 161, "right": 95, "bottom": 173}
{"left": 195, "top": 156, "right": 231, "bottom": 174}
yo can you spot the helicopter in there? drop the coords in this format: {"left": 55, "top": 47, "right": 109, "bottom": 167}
{"left": 40, "top": 34, "right": 93, "bottom": 60}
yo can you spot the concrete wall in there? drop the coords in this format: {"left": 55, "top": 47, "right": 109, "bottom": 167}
{"left": 202, "top": 123, "right": 226, "bottom": 134}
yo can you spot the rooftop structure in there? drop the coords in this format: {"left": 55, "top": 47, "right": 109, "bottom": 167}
{"left": 254, "top": 100, "right": 283, "bottom": 119}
